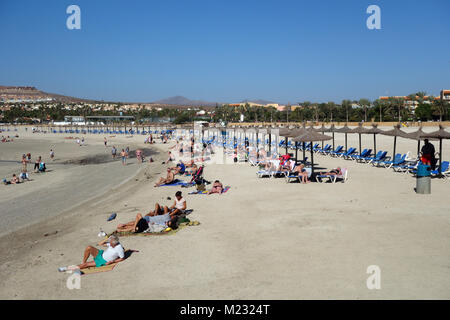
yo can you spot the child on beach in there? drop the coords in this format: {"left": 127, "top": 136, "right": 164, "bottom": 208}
{"left": 50, "top": 149, "right": 55, "bottom": 161}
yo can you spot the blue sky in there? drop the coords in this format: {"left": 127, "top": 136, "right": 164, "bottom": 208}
{"left": 0, "top": 0, "right": 449, "bottom": 103}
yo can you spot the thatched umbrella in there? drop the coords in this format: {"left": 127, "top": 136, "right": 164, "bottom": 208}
{"left": 293, "top": 130, "right": 332, "bottom": 179}
{"left": 362, "top": 124, "right": 383, "bottom": 155}
{"left": 334, "top": 124, "right": 353, "bottom": 152}
{"left": 379, "top": 124, "right": 410, "bottom": 159}
{"left": 406, "top": 127, "right": 438, "bottom": 157}
{"left": 350, "top": 123, "right": 366, "bottom": 156}
{"left": 419, "top": 125, "right": 450, "bottom": 175}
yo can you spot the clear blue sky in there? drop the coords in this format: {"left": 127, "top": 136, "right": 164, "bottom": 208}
{"left": 0, "top": 0, "right": 449, "bottom": 103}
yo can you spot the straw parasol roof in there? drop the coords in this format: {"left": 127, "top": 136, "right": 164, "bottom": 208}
{"left": 419, "top": 125, "right": 450, "bottom": 140}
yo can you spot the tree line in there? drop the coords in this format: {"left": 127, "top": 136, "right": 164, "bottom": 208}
{"left": 213, "top": 94, "right": 449, "bottom": 123}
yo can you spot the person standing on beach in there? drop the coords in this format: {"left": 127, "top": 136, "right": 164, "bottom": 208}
{"left": 104, "top": 137, "right": 107, "bottom": 147}
{"left": 121, "top": 149, "right": 127, "bottom": 165}
{"left": 21, "top": 154, "right": 28, "bottom": 173}
{"left": 34, "top": 156, "right": 41, "bottom": 172}
{"left": 421, "top": 139, "right": 436, "bottom": 170}
{"left": 50, "top": 149, "right": 55, "bottom": 161}
{"left": 111, "top": 146, "right": 117, "bottom": 159}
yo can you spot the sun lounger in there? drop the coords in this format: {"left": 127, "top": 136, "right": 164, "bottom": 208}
{"left": 365, "top": 151, "right": 387, "bottom": 164}
{"left": 328, "top": 145, "right": 343, "bottom": 156}
{"left": 333, "top": 147, "right": 355, "bottom": 158}
{"left": 285, "top": 167, "right": 312, "bottom": 183}
{"left": 349, "top": 149, "right": 371, "bottom": 161}
{"left": 316, "top": 168, "right": 348, "bottom": 183}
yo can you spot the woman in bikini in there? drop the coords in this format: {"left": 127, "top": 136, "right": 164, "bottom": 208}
{"left": 208, "top": 180, "right": 224, "bottom": 194}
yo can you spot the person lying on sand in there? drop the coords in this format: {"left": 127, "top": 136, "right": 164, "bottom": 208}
{"left": 116, "top": 212, "right": 178, "bottom": 233}
{"left": 3, "top": 174, "right": 20, "bottom": 185}
{"left": 208, "top": 180, "right": 224, "bottom": 194}
{"left": 58, "top": 235, "right": 125, "bottom": 271}
{"left": 154, "top": 168, "right": 175, "bottom": 187}
{"left": 162, "top": 151, "right": 175, "bottom": 164}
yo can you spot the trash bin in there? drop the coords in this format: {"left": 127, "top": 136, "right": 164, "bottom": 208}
{"left": 416, "top": 163, "right": 431, "bottom": 194}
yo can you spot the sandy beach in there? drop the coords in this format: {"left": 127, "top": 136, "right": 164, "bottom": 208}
{"left": 0, "top": 126, "right": 449, "bottom": 299}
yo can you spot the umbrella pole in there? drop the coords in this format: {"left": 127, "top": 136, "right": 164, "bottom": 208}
{"left": 321, "top": 130, "right": 324, "bottom": 149}
{"left": 268, "top": 133, "right": 271, "bottom": 156}
{"left": 303, "top": 142, "right": 306, "bottom": 162}
{"left": 373, "top": 134, "right": 376, "bottom": 155}
{"left": 332, "top": 132, "right": 335, "bottom": 150}
{"left": 359, "top": 133, "right": 362, "bottom": 156}
{"left": 439, "top": 138, "right": 442, "bottom": 176}
{"left": 310, "top": 141, "right": 315, "bottom": 181}
{"left": 393, "top": 136, "right": 397, "bottom": 159}
{"left": 345, "top": 133, "right": 347, "bottom": 153}
{"left": 285, "top": 137, "right": 288, "bottom": 155}
{"left": 417, "top": 140, "right": 420, "bottom": 158}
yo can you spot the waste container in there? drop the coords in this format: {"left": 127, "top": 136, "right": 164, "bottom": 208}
{"left": 416, "top": 162, "right": 431, "bottom": 194}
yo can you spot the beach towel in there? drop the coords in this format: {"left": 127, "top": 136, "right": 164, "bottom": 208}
{"left": 110, "top": 220, "right": 200, "bottom": 237}
{"left": 158, "top": 179, "right": 194, "bottom": 187}
{"left": 188, "top": 186, "right": 230, "bottom": 195}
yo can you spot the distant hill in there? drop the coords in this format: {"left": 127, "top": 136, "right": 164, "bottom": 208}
{"left": 0, "top": 86, "right": 104, "bottom": 103}
{"left": 152, "top": 95, "right": 219, "bottom": 106}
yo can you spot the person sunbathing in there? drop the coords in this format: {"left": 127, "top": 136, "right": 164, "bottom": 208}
{"left": 319, "top": 167, "right": 342, "bottom": 176}
{"left": 11, "top": 174, "right": 20, "bottom": 184}
{"left": 116, "top": 211, "right": 178, "bottom": 233}
{"left": 292, "top": 163, "right": 310, "bottom": 183}
{"left": 208, "top": 180, "right": 224, "bottom": 194}
{"left": 185, "top": 164, "right": 198, "bottom": 175}
{"left": 278, "top": 159, "right": 295, "bottom": 173}
{"left": 154, "top": 168, "right": 175, "bottom": 187}
{"left": 59, "top": 235, "right": 125, "bottom": 271}
{"left": 146, "top": 203, "right": 170, "bottom": 217}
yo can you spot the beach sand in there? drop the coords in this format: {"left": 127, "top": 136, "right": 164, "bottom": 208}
{"left": 0, "top": 126, "right": 449, "bottom": 299}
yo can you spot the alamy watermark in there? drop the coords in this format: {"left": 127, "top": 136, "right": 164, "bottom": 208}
{"left": 66, "top": 5, "right": 81, "bottom": 30}
{"left": 366, "top": 5, "right": 381, "bottom": 30}
{"left": 366, "top": 265, "right": 381, "bottom": 290}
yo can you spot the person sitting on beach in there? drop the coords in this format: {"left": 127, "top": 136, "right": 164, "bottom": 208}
{"left": 169, "top": 161, "right": 186, "bottom": 175}
{"left": 168, "top": 191, "right": 187, "bottom": 217}
{"left": 278, "top": 159, "right": 295, "bottom": 173}
{"left": 162, "top": 151, "right": 174, "bottom": 164}
{"left": 38, "top": 162, "right": 46, "bottom": 173}
{"left": 185, "top": 163, "right": 198, "bottom": 176}
{"left": 208, "top": 180, "right": 224, "bottom": 194}
{"left": 11, "top": 174, "right": 20, "bottom": 184}
{"left": 154, "top": 168, "right": 175, "bottom": 187}
{"left": 20, "top": 171, "right": 30, "bottom": 181}
{"left": 292, "top": 163, "right": 310, "bottom": 183}
{"left": 60, "top": 235, "right": 125, "bottom": 271}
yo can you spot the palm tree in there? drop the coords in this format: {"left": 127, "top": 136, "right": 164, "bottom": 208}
{"left": 342, "top": 100, "right": 352, "bottom": 122}
{"left": 358, "top": 98, "right": 370, "bottom": 122}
